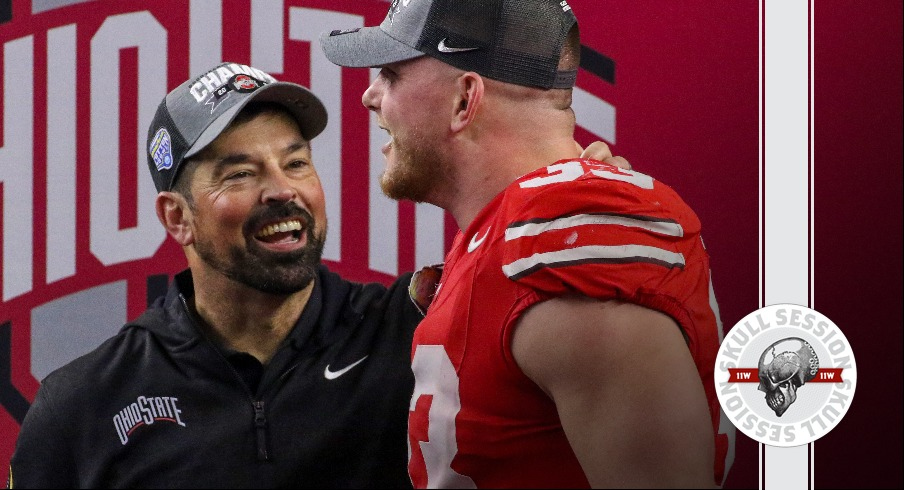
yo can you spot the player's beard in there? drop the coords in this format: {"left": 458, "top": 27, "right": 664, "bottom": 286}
{"left": 194, "top": 202, "right": 326, "bottom": 295}
{"left": 379, "top": 130, "right": 451, "bottom": 203}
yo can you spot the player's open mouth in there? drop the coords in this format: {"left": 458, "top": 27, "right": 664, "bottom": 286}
{"left": 254, "top": 219, "right": 304, "bottom": 247}
{"left": 379, "top": 126, "right": 393, "bottom": 155}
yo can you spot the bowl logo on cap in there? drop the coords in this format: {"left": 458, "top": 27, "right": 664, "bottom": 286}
{"left": 149, "top": 128, "right": 173, "bottom": 171}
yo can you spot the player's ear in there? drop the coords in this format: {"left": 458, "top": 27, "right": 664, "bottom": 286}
{"left": 156, "top": 191, "right": 194, "bottom": 246}
{"left": 451, "top": 72, "right": 483, "bottom": 133}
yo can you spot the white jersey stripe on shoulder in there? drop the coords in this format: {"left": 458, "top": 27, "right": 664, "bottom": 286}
{"left": 505, "top": 213, "right": 684, "bottom": 241}
{"left": 502, "top": 245, "right": 686, "bottom": 280}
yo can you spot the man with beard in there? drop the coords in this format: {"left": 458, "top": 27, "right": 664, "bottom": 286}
{"left": 8, "top": 62, "right": 627, "bottom": 488}
{"left": 320, "top": 0, "right": 731, "bottom": 487}
{"left": 7, "top": 62, "right": 421, "bottom": 488}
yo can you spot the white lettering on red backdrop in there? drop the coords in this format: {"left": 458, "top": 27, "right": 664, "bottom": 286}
{"left": 0, "top": 0, "right": 614, "bottom": 465}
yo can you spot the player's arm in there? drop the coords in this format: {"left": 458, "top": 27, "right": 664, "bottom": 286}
{"left": 8, "top": 386, "right": 77, "bottom": 488}
{"left": 512, "top": 296, "right": 715, "bottom": 488}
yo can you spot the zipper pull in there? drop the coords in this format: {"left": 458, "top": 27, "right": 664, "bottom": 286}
{"left": 253, "top": 400, "right": 270, "bottom": 461}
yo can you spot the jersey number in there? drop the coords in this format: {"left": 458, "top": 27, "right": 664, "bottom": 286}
{"left": 409, "top": 345, "right": 476, "bottom": 488}
{"left": 519, "top": 160, "right": 655, "bottom": 189}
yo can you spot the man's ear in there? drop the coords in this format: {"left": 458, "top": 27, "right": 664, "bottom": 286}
{"left": 451, "top": 72, "right": 484, "bottom": 133}
{"left": 155, "top": 192, "right": 194, "bottom": 246}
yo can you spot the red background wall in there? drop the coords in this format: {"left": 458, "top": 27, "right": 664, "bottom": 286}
{"left": 1, "top": 1, "right": 900, "bottom": 487}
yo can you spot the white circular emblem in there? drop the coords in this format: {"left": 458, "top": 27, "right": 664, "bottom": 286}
{"left": 714, "top": 304, "right": 857, "bottom": 447}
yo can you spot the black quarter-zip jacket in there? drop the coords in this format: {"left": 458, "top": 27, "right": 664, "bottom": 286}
{"left": 9, "top": 265, "right": 422, "bottom": 488}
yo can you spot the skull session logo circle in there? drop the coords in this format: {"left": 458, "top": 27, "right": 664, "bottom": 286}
{"left": 714, "top": 304, "right": 857, "bottom": 447}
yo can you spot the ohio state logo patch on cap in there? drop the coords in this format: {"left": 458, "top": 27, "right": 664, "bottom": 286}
{"left": 149, "top": 128, "right": 173, "bottom": 171}
{"left": 231, "top": 74, "right": 261, "bottom": 92}
{"left": 206, "top": 74, "right": 266, "bottom": 114}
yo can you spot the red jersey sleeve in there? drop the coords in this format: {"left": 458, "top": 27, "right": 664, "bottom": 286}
{"left": 500, "top": 159, "right": 713, "bottom": 342}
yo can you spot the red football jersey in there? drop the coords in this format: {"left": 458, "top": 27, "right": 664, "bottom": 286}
{"left": 408, "top": 159, "right": 733, "bottom": 488}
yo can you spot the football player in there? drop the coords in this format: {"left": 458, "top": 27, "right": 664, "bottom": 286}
{"left": 321, "top": 0, "right": 732, "bottom": 487}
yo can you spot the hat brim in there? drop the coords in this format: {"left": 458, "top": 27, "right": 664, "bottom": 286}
{"left": 320, "top": 25, "right": 425, "bottom": 68}
{"left": 183, "top": 82, "right": 328, "bottom": 161}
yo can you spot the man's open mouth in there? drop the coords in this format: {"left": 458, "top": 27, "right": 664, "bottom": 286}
{"left": 254, "top": 219, "right": 303, "bottom": 244}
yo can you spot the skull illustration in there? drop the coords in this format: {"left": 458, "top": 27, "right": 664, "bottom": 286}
{"left": 757, "top": 337, "right": 820, "bottom": 417}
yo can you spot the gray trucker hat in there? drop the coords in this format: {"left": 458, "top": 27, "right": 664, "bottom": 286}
{"left": 147, "top": 62, "right": 328, "bottom": 192}
{"left": 320, "top": 0, "right": 578, "bottom": 90}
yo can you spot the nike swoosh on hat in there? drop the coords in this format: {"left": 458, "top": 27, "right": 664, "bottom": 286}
{"left": 437, "top": 38, "right": 479, "bottom": 53}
